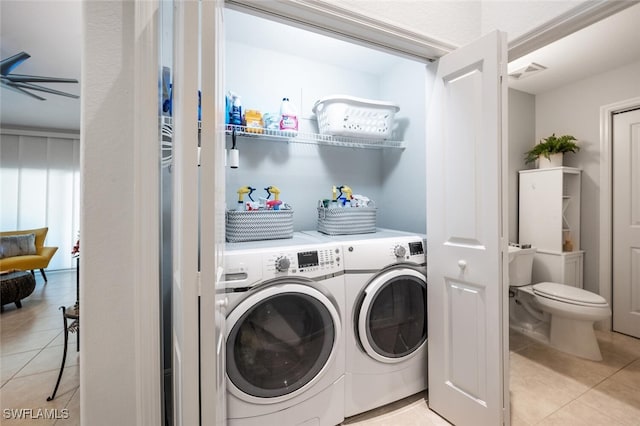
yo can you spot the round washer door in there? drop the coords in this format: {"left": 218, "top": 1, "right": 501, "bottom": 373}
{"left": 226, "top": 282, "right": 341, "bottom": 404}
{"left": 357, "top": 268, "right": 427, "bottom": 363}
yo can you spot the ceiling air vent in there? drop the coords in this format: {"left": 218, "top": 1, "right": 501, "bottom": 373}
{"left": 508, "top": 62, "right": 547, "bottom": 80}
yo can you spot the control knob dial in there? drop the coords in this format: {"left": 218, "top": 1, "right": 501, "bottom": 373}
{"left": 393, "top": 245, "right": 407, "bottom": 258}
{"left": 275, "top": 256, "right": 291, "bottom": 272}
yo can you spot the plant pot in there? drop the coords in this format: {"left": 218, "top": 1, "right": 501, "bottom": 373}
{"left": 538, "top": 153, "right": 563, "bottom": 168}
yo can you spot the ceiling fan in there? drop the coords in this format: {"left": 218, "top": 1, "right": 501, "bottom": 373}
{"left": 1, "top": 51, "right": 79, "bottom": 101}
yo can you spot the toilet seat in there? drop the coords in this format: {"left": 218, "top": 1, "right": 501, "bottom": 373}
{"left": 532, "top": 282, "right": 608, "bottom": 307}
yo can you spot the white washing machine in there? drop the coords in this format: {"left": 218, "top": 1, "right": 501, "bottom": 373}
{"left": 223, "top": 233, "right": 345, "bottom": 426}
{"left": 303, "top": 229, "right": 428, "bottom": 417}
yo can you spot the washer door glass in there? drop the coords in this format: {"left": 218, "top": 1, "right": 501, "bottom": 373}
{"left": 227, "top": 290, "right": 336, "bottom": 399}
{"left": 359, "top": 269, "right": 427, "bottom": 361}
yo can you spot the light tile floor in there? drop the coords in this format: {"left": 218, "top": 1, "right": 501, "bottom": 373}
{"left": 344, "top": 328, "right": 640, "bottom": 425}
{"left": 2, "top": 270, "right": 640, "bottom": 425}
{"left": 1, "top": 270, "right": 79, "bottom": 425}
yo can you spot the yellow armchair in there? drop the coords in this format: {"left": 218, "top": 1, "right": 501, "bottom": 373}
{"left": 0, "top": 227, "right": 59, "bottom": 282}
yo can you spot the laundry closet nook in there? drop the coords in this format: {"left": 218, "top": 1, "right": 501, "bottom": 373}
{"left": 222, "top": 8, "right": 427, "bottom": 235}
{"left": 216, "top": 7, "right": 433, "bottom": 426}
{"left": 194, "top": 2, "right": 512, "bottom": 424}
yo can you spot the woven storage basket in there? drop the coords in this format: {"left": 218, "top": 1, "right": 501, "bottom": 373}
{"left": 226, "top": 209, "right": 294, "bottom": 242}
{"left": 317, "top": 206, "right": 377, "bottom": 235}
{"left": 312, "top": 95, "right": 400, "bottom": 140}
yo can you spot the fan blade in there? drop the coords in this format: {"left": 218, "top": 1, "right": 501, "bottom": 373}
{"left": 0, "top": 51, "right": 30, "bottom": 76}
{"left": 1, "top": 80, "right": 46, "bottom": 100}
{"left": 11, "top": 81, "right": 79, "bottom": 99}
{"left": 5, "top": 73, "right": 78, "bottom": 84}
{"left": 5, "top": 74, "right": 78, "bottom": 84}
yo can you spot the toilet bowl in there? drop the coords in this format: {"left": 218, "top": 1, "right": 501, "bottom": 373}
{"left": 508, "top": 246, "right": 611, "bottom": 361}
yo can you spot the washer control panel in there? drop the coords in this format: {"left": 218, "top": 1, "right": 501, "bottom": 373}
{"left": 376, "top": 239, "right": 425, "bottom": 261}
{"left": 344, "top": 237, "right": 426, "bottom": 269}
{"left": 392, "top": 239, "right": 425, "bottom": 261}
{"left": 265, "top": 246, "right": 342, "bottom": 276}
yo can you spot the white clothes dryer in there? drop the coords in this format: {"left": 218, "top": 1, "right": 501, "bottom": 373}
{"left": 302, "top": 229, "right": 428, "bottom": 417}
{"left": 223, "top": 234, "right": 345, "bottom": 426}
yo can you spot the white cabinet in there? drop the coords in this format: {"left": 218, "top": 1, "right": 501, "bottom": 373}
{"left": 531, "top": 250, "right": 584, "bottom": 288}
{"left": 519, "top": 167, "right": 583, "bottom": 288}
{"left": 519, "top": 167, "right": 581, "bottom": 252}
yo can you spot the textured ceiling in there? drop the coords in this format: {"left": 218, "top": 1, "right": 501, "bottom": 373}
{"left": 0, "top": 1, "right": 81, "bottom": 131}
{"left": 508, "top": 1, "right": 640, "bottom": 94}
{"left": 1, "top": 1, "right": 637, "bottom": 130}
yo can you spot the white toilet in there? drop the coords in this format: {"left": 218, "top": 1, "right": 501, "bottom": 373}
{"left": 508, "top": 245, "right": 611, "bottom": 361}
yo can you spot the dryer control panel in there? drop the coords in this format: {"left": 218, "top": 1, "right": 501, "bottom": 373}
{"left": 343, "top": 236, "right": 426, "bottom": 270}
{"left": 265, "top": 245, "right": 342, "bottom": 277}
{"left": 389, "top": 239, "right": 424, "bottom": 262}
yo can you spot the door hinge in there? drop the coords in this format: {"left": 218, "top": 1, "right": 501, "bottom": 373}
{"left": 197, "top": 271, "right": 202, "bottom": 296}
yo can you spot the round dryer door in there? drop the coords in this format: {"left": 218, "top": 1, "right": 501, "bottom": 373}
{"left": 226, "top": 282, "right": 341, "bottom": 402}
{"left": 357, "top": 268, "right": 427, "bottom": 363}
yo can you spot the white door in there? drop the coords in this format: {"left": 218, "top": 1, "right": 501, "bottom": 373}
{"left": 613, "top": 108, "right": 640, "bottom": 338}
{"left": 172, "top": 1, "right": 201, "bottom": 425}
{"left": 426, "top": 30, "right": 509, "bottom": 426}
{"left": 199, "top": 0, "right": 227, "bottom": 424}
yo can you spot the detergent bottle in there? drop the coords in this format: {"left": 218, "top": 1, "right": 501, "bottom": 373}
{"left": 279, "top": 97, "right": 298, "bottom": 136}
{"left": 227, "top": 91, "right": 243, "bottom": 126}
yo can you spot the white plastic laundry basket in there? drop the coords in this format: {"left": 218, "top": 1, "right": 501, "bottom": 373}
{"left": 312, "top": 95, "right": 399, "bottom": 140}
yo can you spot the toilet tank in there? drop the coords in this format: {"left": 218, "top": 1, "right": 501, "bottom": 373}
{"left": 508, "top": 246, "right": 537, "bottom": 286}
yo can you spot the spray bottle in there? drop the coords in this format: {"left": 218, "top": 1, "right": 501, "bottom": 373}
{"left": 236, "top": 186, "right": 255, "bottom": 210}
{"left": 330, "top": 185, "right": 339, "bottom": 208}
{"left": 265, "top": 186, "right": 282, "bottom": 210}
{"left": 338, "top": 185, "right": 353, "bottom": 208}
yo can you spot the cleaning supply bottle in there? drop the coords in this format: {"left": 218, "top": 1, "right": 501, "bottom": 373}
{"left": 227, "top": 91, "right": 243, "bottom": 126}
{"left": 279, "top": 97, "right": 298, "bottom": 136}
{"left": 330, "top": 185, "right": 339, "bottom": 208}
{"left": 236, "top": 186, "right": 255, "bottom": 211}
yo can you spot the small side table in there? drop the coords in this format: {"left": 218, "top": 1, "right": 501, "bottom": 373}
{"left": 47, "top": 305, "right": 79, "bottom": 401}
{"left": 47, "top": 257, "right": 80, "bottom": 401}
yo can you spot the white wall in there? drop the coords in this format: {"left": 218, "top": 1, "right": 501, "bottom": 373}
{"left": 535, "top": 59, "right": 640, "bottom": 294}
{"left": 81, "top": 2, "right": 137, "bottom": 422}
{"left": 81, "top": 1, "right": 161, "bottom": 424}
{"left": 379, "top": 60, "right": 428, "bottom": 234}
{"left": 224, "top": 39, "right": 413, "bottom": 231}
{"left": 327, "top": 0, "right": 479, "bottom": 46}
{"left": 323, "top": 0, "right": 586, "bottom": 47}
{"left": 508, "top": 89, "right": 536, "bottom": 243}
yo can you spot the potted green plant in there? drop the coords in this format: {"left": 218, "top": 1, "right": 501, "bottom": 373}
{"left": 524, "top": 134, "right": 580, "bottom": 168}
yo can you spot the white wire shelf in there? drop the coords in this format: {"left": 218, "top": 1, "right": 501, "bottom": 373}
{"left": 224, "top": 124, "right": 405, "bottom": 150}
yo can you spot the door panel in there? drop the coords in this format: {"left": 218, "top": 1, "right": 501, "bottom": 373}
{"left": 359, "top": 270, "right": 427, "bottom": 361}
{"left": 613, "top": 108, "right": 640, "bottom": 338}
{"left": 226, "top": 290, "right": 338, "bottom": 400}
{"left": 427, "top": 30, "right": 508, "bottom": 426}
{"left": 199, "top": 0, "right": 226, "bottom": 425}
{"left": 172, "top": 2, "right": 200, "bottom": 425}
{"left": 444, "top": 68, "right": 483, "bottom": 247}
{"left": 448, "top": 280, "right": 486, "bottom": 399}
